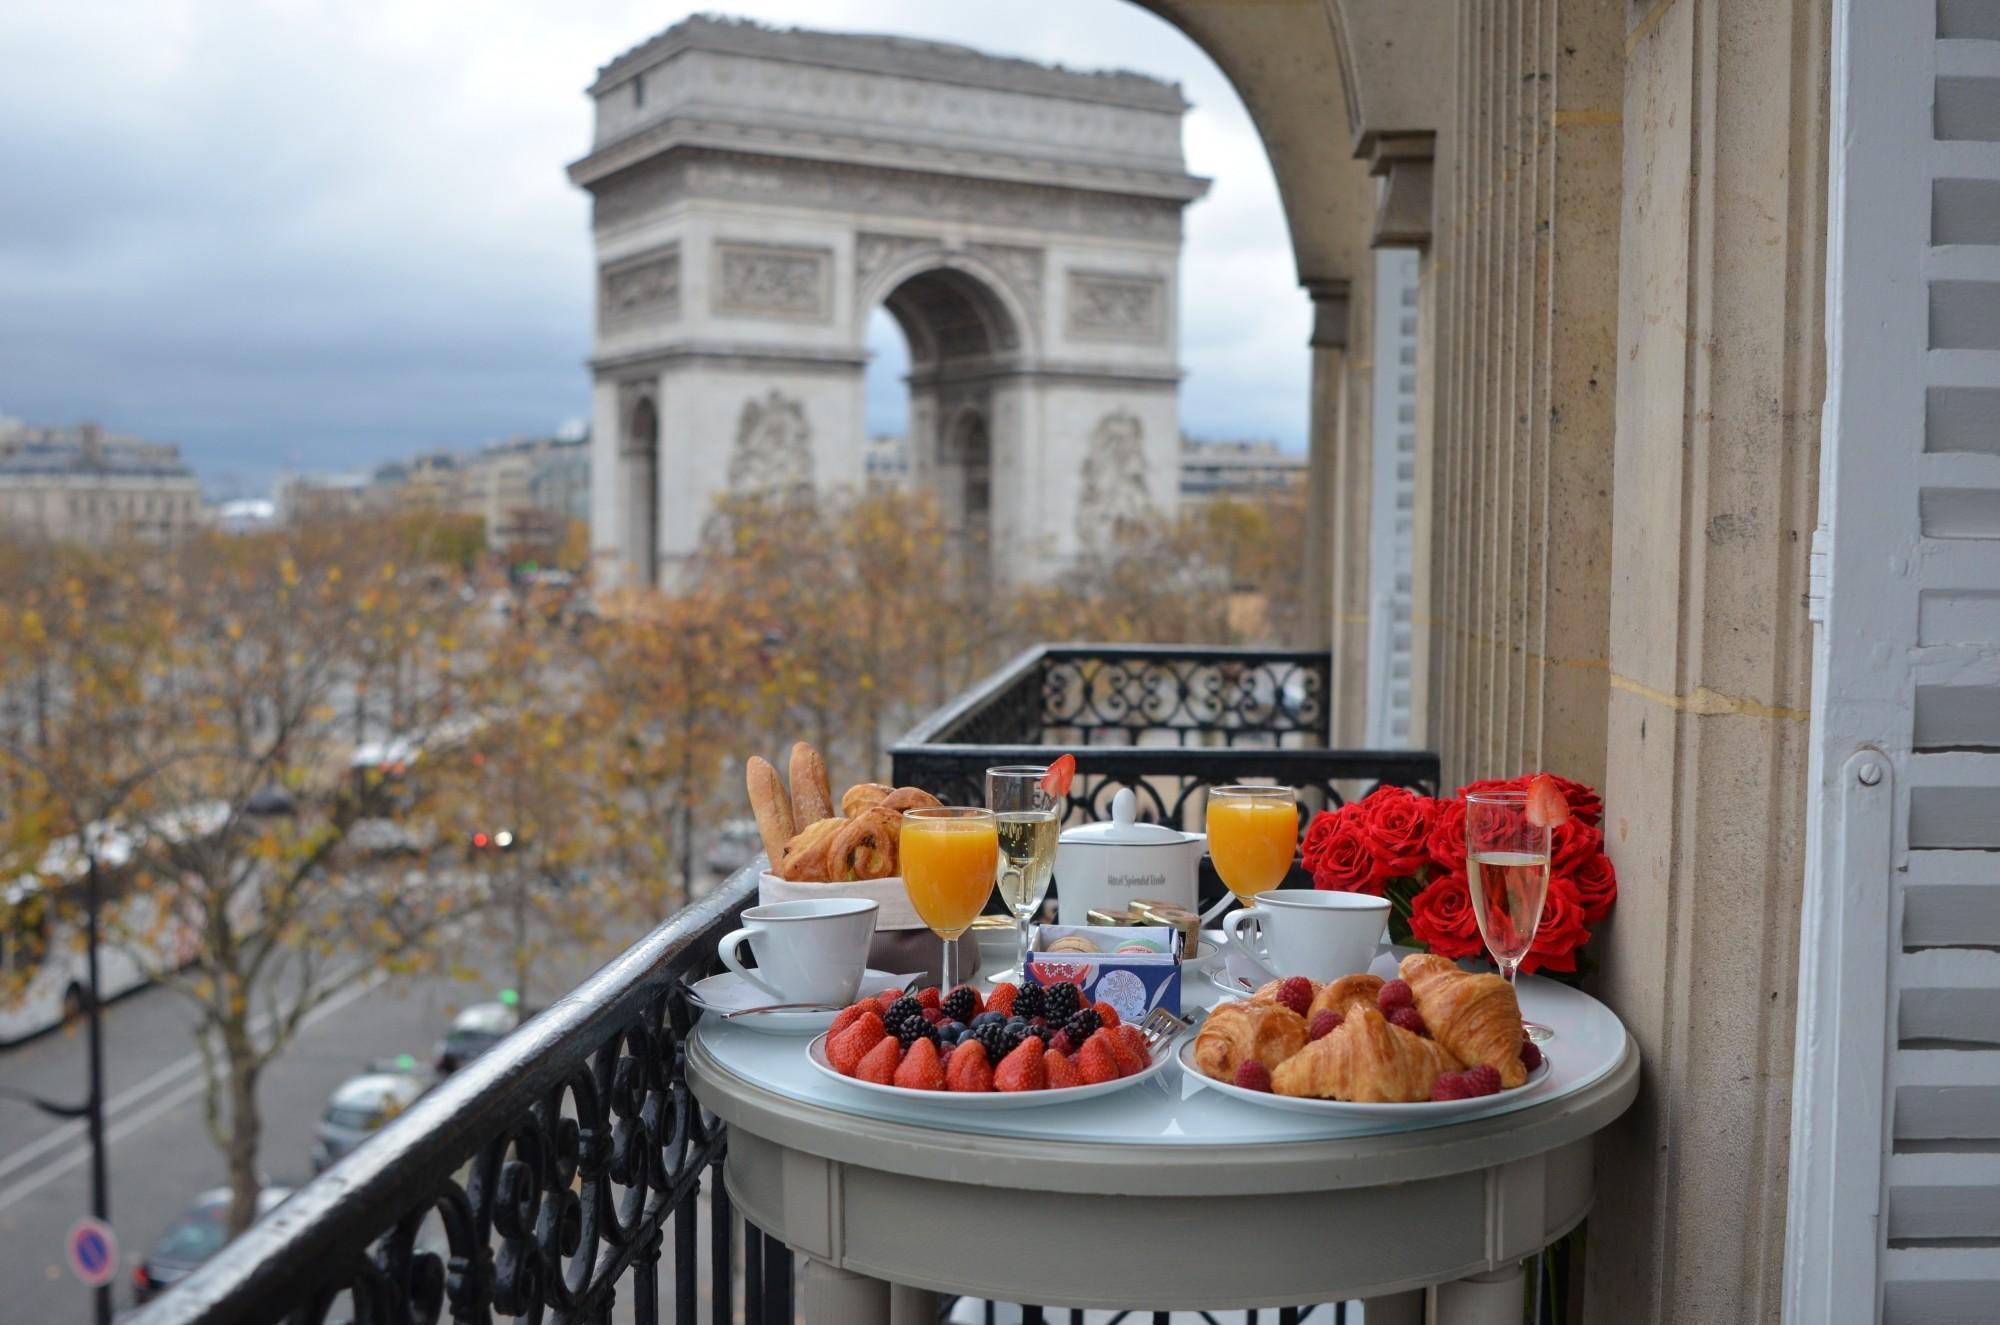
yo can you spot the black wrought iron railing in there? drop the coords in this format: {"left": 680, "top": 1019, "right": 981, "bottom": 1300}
{"left": 127, "top": 866, "right": 782, "bottom": 1325}
{"left": 892, "top": 644, "right": 1440, "bottom": 828}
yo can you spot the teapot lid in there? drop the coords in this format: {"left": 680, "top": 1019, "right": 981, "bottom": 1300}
{"left": 1057, "top": 787, "right": 1193, "bottom": 846}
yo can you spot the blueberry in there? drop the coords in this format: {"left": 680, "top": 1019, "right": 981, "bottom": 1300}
{"left": 938, "top": 1021, "right": 965, "bottom": 1040}
{"left": 1005, "top": 1016, "right": 1027, "bottom": 1033}
{"left": 972, "top": 1011, "right": 1004, "bottom": 1029}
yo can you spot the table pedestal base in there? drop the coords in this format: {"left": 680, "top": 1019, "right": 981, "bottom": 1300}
{"left": 1432, "top": 1264, "right": 1524, "bottom": 1324}
{"left": 799, "top": 1257, "right": 885, "bottom": 1323}
{"left": 1361, "top": 1288, "right": 1425, "bottom": 1324}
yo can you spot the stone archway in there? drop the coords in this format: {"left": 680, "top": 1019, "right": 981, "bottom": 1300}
{"left": 618, "top": 393, "right": 658, "bottom": 585}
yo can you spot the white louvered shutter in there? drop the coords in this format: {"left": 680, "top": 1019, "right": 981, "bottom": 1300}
{"left": 1786, "top": 3, "right": 2000, "bottom": 1322}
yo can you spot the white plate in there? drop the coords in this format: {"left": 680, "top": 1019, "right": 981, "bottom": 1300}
{"left": 806, "top": 1028, "right": 1175, "bottom": 1109}
{"left": 1176, "top": 1035, "right": 1554, "bottom": 1118}
{"left": 686, "top": 970, "right": 918, "bottom": 1036}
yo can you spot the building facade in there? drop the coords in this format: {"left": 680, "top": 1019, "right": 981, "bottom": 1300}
{"left": 1177, "top": 436, "right": 1307, "bottom": 505}
{"left": 570, "top": 17, "right": 1208, "bottom": 586}
{"left": 0, "top": 420, "right": 203, "bottom": 544}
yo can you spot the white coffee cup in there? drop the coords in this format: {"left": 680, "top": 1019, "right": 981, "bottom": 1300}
{"left": 1221, "top": 889, "right": 1390, "bottom": 985}
{"left": 717, "top": 898, "right": 878, "bottom": 1005}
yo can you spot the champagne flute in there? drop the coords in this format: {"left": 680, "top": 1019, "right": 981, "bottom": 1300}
{"left": 900, "top": 806, "right": 998, "bottom": 994}
{"left": 1464, "top": 790, "right": 1555, "bottom": 1042}
{"left": 1205, "top": 785, "right": 1298, "bottom": 909}
{"left": 985, "top": 765, "right": 1060, "bottom": 986}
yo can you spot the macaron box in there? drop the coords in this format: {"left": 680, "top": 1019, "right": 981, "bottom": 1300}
{"left": 1024, "top": 924, "right": 1183, "bottom": 1021}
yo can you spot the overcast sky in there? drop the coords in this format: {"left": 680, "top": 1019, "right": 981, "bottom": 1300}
{"left": 0, "top": 2, "right": 1309, "bottom": 497}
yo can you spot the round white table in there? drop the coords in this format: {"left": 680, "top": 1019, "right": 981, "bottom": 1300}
{"left": 687, "top": 950, "right": 1639, "bottom": 1323}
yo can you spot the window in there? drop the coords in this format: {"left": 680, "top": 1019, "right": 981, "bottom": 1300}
{"left": 633, "top": 75, "right": 645, "bottom": 108}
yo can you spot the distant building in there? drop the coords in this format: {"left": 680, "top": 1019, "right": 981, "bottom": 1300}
{"left": 864, "top": 434, "right": 911, "bottom": 488}
{"left": 276, "top": 470, "right": 373, "bottom": 522}
{"left": 0, "top": 419, "right": 203, "bottom": 544}
{"left": 1178, "top": 437, "right": 1307, "bottom": 504}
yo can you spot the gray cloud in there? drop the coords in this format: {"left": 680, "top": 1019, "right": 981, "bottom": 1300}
{"left": 0, "top": 1, "right": 1307, "bottom": 495}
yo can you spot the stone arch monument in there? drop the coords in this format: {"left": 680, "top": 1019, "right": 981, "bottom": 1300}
{"left": 569, "top": 16, "right": 1207, "bottom": 585}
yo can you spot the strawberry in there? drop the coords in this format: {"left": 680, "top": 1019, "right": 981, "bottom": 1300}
{"left": 876, "top": 987, "right": 902, "bottom": 1008}
{"left": 829, "top": 1002, "right": 876, "bottom": 1038}
{"left": 946, "top": 1040, "right": 994, "bottom": 1092}
{"left": 1044, "top": 1049, "right": 1081, "bottom": 1090}
{"left": 1075, "top": 1035, "right": 1120, "bottom": 1085}
{"left": 994, "top": 1036, "right": 1049, "bottom": 1091}
{"left": 893, "top": 1037, "right": 945, "bottom": 1091}
{"left": 1091, "top": 1001, "right": 1121, "bottom": 1029}
{"left": 856, "top": 1034, "right": 902, "bottom": 1085}
{"left": 915, "top": 986, "right": 942, "bottom": 1011}
{"left": 1039, "top": 753, "right": 1076, "bottom": 799}
{"left": 1524, "top": 773, "right": 1571, "bottom": 829}
{"left": 827, "top": 1013, "right": 886, "bottom": 1076}
{"left": 1275, "top": 976, "right": 1314, "bottom": 1017}
{"left": 1111, "top": 1025, "right": 1150, "bottom": 1076}
{"left": 985, "top": 983, "right": 1017, "bottom": 1017}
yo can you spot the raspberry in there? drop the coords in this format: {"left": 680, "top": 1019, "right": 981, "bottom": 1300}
{"left": 915, "top": 987, "right": 942, "bottom": 1011}
{"left": 829, "top": 1002, "right": 876, "bottom": 1038}
{"left": 946, "top": 1040, "right": 993, "bottom": 1092}
{"left": 1047, "top": 1030, "right": 1075, "bottom": 1057}
{"left": 856, "top": 1034, "right": 901, "bottom": 1085}
{"left": 1519, "top": 1040, "right": 1544, "bottom": 1071}
{"left": 1275, "top": 976, "right": 1314, "bottom": 1017}
{"left": 1075, "top": 1036, "right": 1120, "bottom": 1085}
{"left": 1377, "top": 979, "right": 1414, "bottom": 1012}
{"left": 892, "top": 1037, "right": 945, "bottom": 1090}
{"left": 1091, "top": 1001, "right": 1121, "bottom": 1029}
{"left": 1430, "top": 1071, "right": 1471, "bottom": 1101}
{"left": 1308, "top": 1010, "right": 1343, "bottom": 1041}
{"left": 828, "top": 1013, "right": 886, "bottom": 1075}
{"left": 919, "top": 1007, "right": 944, "bottom": 1024}
{"left": 1233, "top": 1060, "right": 1273, "bottom": 1092}
{"left": 1044, "top": 1049, "right": 1080, "bottom": 1090}
{"left": 985, "top": 983, "right": 1017, "bottom": 1017}
{"left": 1387, "top": 1006, "right": 1427, "bottom": 1037}
{"left": 1461, "top": 1065, "right": 1502, "bottom": 1096}
{"left": 994, "top": 1036, "right": 1049, "bottom": 1091}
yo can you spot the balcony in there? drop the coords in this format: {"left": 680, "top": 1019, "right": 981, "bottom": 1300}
{"left": 130, "top": 645, "right": 1446, "bottom": 1324}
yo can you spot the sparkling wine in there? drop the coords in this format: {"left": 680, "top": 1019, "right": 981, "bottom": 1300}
{"left": 1467, "top": 850, "right": 1551, "bottom": 965}
{"left": 994, "top": 811, "right": 1058, "bottom": 915}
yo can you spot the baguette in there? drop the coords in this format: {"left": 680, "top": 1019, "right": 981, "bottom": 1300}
{"left": 745, "top": 756, "right": 795, "bottom": 864}
{"left": 788, "top": 742, "right": 835, "bottom": 826}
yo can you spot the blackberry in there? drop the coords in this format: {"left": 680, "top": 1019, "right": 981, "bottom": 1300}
{"left": 1062, "top": 1008, "right": 1101, "bottom": 1043}
{"left": 1012, "top": 984, "right": 1046, "bottom": 1020}
{"left": 969, "top": 1022, "right": 1009, "bottom": 1059}
{"left": 941, "top": 986, "right": 980, "bottom": 1024}
{"left": 882, "top": 995, "right": 924, "bottom": 1038}
{"left": 895, "top": 1018, "right": 939, "bottom": 1049}
{"left": 1043, "top": 983, "right": 1083, "bottom": 1022}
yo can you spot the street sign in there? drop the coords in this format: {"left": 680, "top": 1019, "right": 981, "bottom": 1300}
{"left": 66, "top": 1217, "right": 118, "bottom": 1289}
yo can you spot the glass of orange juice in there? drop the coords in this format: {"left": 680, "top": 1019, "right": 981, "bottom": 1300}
{"left": 900, "top": 806, "right": 999, "bottom": 992}
{"left": 1206, "top": 785, "right": 1299, "bottom": 907}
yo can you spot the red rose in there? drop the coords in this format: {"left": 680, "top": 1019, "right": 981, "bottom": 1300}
{"left": 1354, "top": 786, "right": 1434, "bottom": 877}
{"left": 1426, "top": 797, "right": 1467, "bottom": 871}
{"left": 1408, "top": 869, "right": 1485, "bottom": 959}
{"left": 1531, "top": 772, "right": 1603, "bottom": 826}
{"left": 1310, "top": 815, "right": 1387, "bottom": 896}
{"left": 1299, "top": 809, "right": 1343, "bottom": 873}
{"left": 1519, "top": 875, "right": 1591, "bottom": 975}
{"left": 1454, "top": 776, "right": 1527, "bottom": 800}
{"left": 1551, "top": 819, "right": 1603, "bottom": 875}
{"left": 1569, "top": 851, "right": 1618, "bottom": 925}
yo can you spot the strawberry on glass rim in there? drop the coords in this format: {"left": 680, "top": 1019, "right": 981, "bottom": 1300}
{"left": 1039, "top": 753, "right": 1077, "bottom": 799}
{"left": 1523, "top": 773, "right": 1571, "bottom": 830}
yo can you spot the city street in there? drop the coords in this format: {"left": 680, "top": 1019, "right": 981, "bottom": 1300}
{"left": 0, "top": 921, "right": 611, "bottom": 1322}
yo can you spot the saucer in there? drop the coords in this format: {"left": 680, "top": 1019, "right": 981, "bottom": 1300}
{"left": 687, "top": 969, "right": 918, "bottom": 1035}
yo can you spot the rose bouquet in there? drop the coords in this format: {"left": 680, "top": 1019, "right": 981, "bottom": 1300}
{"left": 1300, "top": 774, "right": 1616, "bottom": 975}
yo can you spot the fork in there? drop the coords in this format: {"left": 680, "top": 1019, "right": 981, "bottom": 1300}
{"left": 1136, "top": 1005, "right": 1191, "bottom": 1059}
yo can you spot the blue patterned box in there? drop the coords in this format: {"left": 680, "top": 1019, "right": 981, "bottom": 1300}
{"left": 1025, "top": 925, "right": 1183, "bottom": 1020}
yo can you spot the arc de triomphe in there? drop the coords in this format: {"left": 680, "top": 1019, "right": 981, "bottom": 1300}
{"left": 567, "top": 17, "right": 1208, "bottom": 586}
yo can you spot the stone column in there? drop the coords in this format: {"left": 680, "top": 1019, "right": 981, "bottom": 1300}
{"left": 1585, "top": 1, "right": 1827, "bottom": 1321}
{"left": 1300, "top": 280, "right": 1349, "bottom": 659}
{"left": 1331, "top": 273, "right": 1375, "bottom": 748}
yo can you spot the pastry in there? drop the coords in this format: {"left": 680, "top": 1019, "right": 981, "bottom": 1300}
{"left": 745, "top": 756, "right": 795, "bottom": 864}
{"left": 880, "top": 785, "right": 943, "bottom": 814}
{"left": 1193, "top": 1000, "right": 1309, "bottom": 1081}
{"left": 1310, "top": 973, "right": 1385, "bottom": 1021}
{"left": 828, "top": 806, "right": 900, "bottom": 881}
{"left": 788, "top": 742, "right": 835, "bottom": 826}
{"left": 841, "top": 782, "right": 894, "bottom": 818}
{"left": 1397, "top": 954, "right": 1527, "bottom": 1089}
{"left": 1272, "top": 1004, "right": 1464, "bottom": 1102}
{"left": 776, "top": 816, "right": 843, "bottom": 882}
{"left": 1046, "top": 934, "right": 1100, "bottom": 954}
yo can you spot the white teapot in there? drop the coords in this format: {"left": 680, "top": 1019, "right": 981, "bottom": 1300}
{"left": 1053, "top": 787, "right": 1230, "bottom": 927}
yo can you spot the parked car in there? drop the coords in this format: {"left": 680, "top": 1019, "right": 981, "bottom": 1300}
{"left": 310, "top": 1070, "right": 426, "bottom": 1172}
{"left": 433, "top": 1000, "right": 526, "bottom": 1074}
{"left": 131, "top": 1186, "right": 293, "bottom": 1304}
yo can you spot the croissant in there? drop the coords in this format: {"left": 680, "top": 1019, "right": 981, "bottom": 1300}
{"left": 828, "top": 807, "right": 900, "bottom": 881}
{"left": 880, "top": 786, "right": 943, "bottom": 815}
{"left": 776, "top": 816, "right": 843, "bottom": 881}
{"left": 841, "top": 782, "right": 894, "bottom": 818}
{"left": 1193, "top": 1001, "right": 1308, "bottom": 1081}
{"left": 1272, "top": 1005, "right": 1464, "bottom": 1102}
{"left": 1311, "top": 973, "right": 1385, "bottom": 1021}
{"left": 1398, "top": 954, "right": 1527, "bottom": 1088}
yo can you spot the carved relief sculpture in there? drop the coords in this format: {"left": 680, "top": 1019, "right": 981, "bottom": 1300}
{"left": 729, "top": 390, "right": 815, "bottom": 496}
{"left": 714, "top": 242, "right": 832, "bottom": 319}
{"left": 1075, "top": 410, "right": 1153, "bottom": 543}
{"left": 599, "top": 245, "right": 681, "bottom": 328}
{"left": 1067, "top": 271, "right": 1166, "bottom": 342}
